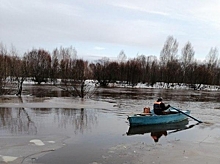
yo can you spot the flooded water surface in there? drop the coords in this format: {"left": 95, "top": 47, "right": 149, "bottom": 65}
{"left": 0, "top": 85, "right": 220, "bottom": 163}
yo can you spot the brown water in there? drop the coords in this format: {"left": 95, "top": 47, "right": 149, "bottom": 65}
{"left": 0, "top": 85, "right": 220, "bottom": 164}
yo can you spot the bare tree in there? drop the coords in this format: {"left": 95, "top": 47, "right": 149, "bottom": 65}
{"left": 106, "top": 61, "right": 120, "bottom": 83}
{"left": 206, "top": 47, "right": 218, "bottom": 69}
{"left": 117, "top": 50, "right": 127, "bottom": 63}
{"left": 6, "top": 45, "right": 28, "bottom": 97}
{"left": 146, "top": 55, "right": 159, "bottom": 86}
{"left": 136, "top": 54, "right": 147, "bottom": 83}
{"left": 0, "top": 43, "right": 7, "bottom": 94}
{"left": 53, "top": 46, "right": 97, "bottom": 98}
{"left": 92, "top": 57, "right": 110, "bottom": 87}
{"left": 51, "top": 48, "right": 59, "bottom": 84}
{"left": 125, "top": 59, "right": 142, "bottom": 86}
{"left": 59, "top": 59, "right": 97, "bottom": 98}
{"left": 160, "top": 36, "right": 178, "bottom": 64}
{"left": 181, "top": 42, "right": 195, "bottom": 67}
{"left": 0, "top": 43, "right": 16, "bottom": 94}
{"left": 181, "top": 41, "right": 195, "bottom": 83}
{"left": 205, "top": 47, "right": 219, "bottom": 85}
{"left": 24, "top": 49, "right": 51, "bottom": 84}
{"left": 160, "top": 36, "right": 179, "bottom": 86}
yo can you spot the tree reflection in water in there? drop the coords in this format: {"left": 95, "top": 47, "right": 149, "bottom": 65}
{"left": 52, "top": 108, "right": 98, "bottom": 134}
{"left": 0, "top": 109, "right": 37, "bottom": 135}
{"left": 0, "top": 97, "right": 37, "bottom": 135}
{"left": 0, "top": 97, "right": 98, "bottom": 135}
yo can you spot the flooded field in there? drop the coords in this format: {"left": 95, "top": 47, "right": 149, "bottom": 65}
{"left": 0, "top": 85, "right": 220, "bottom": 163}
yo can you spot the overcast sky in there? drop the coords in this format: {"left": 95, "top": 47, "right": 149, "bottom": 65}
{"left": 1, "top": 0, "right": 220, "bottom": 61}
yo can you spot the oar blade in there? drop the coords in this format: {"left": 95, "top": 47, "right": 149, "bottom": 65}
{"left": 170, "top": 106, "right": 203, "bottom": 124}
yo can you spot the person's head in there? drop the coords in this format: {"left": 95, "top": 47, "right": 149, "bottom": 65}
{"left": 157, "top": 97, "right": 163, "bottom": 102}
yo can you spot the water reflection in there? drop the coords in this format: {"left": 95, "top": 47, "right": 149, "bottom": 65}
{"left": 50, "top": 108, "right": 98, "bottom": 134}
{"left": 0, "top": 96, "right": 37, "bottom": 134}
{"left": 126, "top": 120, "right": 199, "bottom": 142}
{"left": 0, "top": 97, "right": 98, "bottom": 135}
{"left": 24, "top": 84, "right": 70, "bottom": 97}
{"left": 151, "top": 131, "right": 167, "bottom": 142}
{"left": 0, "top": 107, "right": 37, "bottom": 135}
{"left": 96, "top": 87, "right": 220, "bottom": 103}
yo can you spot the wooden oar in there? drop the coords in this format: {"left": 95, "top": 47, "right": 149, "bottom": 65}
{"left": 170, "top": 106, "right": 203, "bottom": 123}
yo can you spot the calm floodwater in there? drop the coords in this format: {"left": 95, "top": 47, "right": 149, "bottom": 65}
{"left": 1, "top": 85, "right": 220, "bottom": 163}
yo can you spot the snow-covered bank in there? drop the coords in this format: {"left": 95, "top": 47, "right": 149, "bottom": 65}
{"left": 108, "top": 82, "right": 220, "bottom": 91}
{"left": 21, "top": 79, "right": 220, "bottom": 91}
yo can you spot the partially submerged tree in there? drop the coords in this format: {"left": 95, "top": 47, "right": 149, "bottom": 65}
{"left": 59, "top": 59, "right": 97, "bottom": 98}
{"left": 53, "top": 46, "right": 98, "bottom": 98}
{"left": 8, "top": 45, "right": 28, "bottom": 97}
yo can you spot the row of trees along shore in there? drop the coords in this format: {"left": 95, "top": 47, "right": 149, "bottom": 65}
{"left": 1, "top": 36, "right": 220, "bottom": 98}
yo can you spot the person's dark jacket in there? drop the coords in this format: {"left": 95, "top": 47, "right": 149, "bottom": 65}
{"left": 153, "top": 101, "right": 170, "bottom": 115}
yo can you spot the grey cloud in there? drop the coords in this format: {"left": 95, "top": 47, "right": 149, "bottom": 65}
{"left": 1, "top": 0, "right": 220, "bottom": 60}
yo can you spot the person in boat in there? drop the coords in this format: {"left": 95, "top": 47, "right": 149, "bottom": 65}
{"left": 153, "top": 97, "right": 170, "bottom": 115}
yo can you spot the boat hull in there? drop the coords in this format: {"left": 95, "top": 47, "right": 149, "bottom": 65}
{"left": 128, "top": 110, "right": 190, "bottom": 126}
{"left": 127, "top": 119, "right": 189, "bottom": 136}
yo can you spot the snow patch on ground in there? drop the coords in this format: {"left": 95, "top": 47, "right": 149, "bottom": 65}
{"left": 30, "top": 139, "right": 45, "bottom": 146}
{"left": 0, "top": 155, "right": 18, "bottom": 162}
{"left": 48, "top": 141, "right": 55, "bottom": 144}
